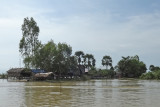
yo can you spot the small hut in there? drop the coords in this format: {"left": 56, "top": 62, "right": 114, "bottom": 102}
{"left": 68, "top": 65, "right": 86, "bottom": 78}
{"left": 7, "top": 68, "right": 31, "bottom": 80}
{"left": 34, "top": 72, "right": 54, "bottom": 80}
{"left": 114, "top": 71, "right": 122, "bottom": 79}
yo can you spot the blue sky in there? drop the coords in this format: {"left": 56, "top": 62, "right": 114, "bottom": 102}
{"left": 0, "top": 0, "right": 160, "bottom": 73}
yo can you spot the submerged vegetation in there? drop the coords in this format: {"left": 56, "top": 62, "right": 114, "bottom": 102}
{"left": 11, "top": 17, "right": 158, "bottom": 80}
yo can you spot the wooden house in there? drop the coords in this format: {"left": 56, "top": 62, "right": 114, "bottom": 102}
{"left": 7, "top": 68, "right": 31, "bottom": 81}
{"left": 68, "top": 65, "right": 86, "bottom": 78}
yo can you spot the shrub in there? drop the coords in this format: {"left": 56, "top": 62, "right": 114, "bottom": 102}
{"left": 153, "top": 70, "right": 160, "bottom": 79}
{"left": 140, "top": 72, "right": 154, "bottom": 79}
{"left": 81, "top": 75, "right": 90, "bottom": 81}
{"left": 140, "top": 70, "right": 160, "bottom": 80}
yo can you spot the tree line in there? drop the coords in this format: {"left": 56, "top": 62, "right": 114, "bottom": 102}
{"left": 19, "top": 17, "right": 159, "bottom": 79}
{"left": 0, "top": 73, "right": 7, "bottom": 79}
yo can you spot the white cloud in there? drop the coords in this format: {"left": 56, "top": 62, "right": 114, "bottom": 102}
{"left": 30, "top": 11, "right": 159, "bottom": 68}
{"left": 1, "top": 0, "right": 160, "bottom": 72}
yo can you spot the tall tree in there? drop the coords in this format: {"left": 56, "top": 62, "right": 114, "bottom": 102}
{"left": 75, "top": 51, "right": 84, "bottom": 65}
{"left": 56, "top": 43, "right": 72, "bottom": 76}
{"left": 102, "top": 55, "right": 112, "bottom": 70}
{"left": 33, "top": 40, "right": 73, "bottom": 77}
{"left": 19, "top": 17, "right": 40, "bottom": 68}
{"left": 32, "top": 40, "right": 57, "bottom": 72}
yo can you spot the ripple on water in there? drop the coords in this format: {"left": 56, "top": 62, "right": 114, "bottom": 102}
{"left": 1, "top": 79, "right": 160, "bottom": 107}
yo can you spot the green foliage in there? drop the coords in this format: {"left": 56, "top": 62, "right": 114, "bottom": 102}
{"left": 83, "top": 54, "right": 96, "bottom": 69}
{"left": 0, "top": 73, "right": 7, "bottom": 79}
{"left": 149, "top": 65, "right": 160, "bottom": 72}
{"left": 56, "top": 42, "right": 73, "bottom": 75}
{"left": 23, "top": 57, "right": 32, "bottom": 68}
{"left": 154, "top": 70, "right": 160, "bottom": 79}
{"left": 75, "top": 52, "right": 96, "bottom": 69}
{"left": 75, "top": 51, "right": 84, "bottom": 65}
{"left": 140, "top": 70, "right": 160, "bottom": 80}
{"left": 140, "top": 72, "right": 154, "bottom": 79}
{"left": 32, "top": 40, "right": 57, "bottom": 72}
{"left": 102, "top": 55, "right": 112, "bottom": 70}
{"left": 32, "top": 40, "right": 76, "bottom": 78}
{"left": 117, "top": 55, "right": 147, "bottom": 78}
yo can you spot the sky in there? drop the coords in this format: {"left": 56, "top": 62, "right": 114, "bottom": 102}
{"left": 0, "top": 0, "right": 160, "bottom": 73}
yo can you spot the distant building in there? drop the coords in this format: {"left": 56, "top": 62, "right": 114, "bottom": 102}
{"left": 78, "top": 65, "right": 85, "bottom": 75}
{"left": 66, "top": 65, "right": 86, "bottom": 78}
{"left": 114, "top": 71, "right": 122, "bottom": 78}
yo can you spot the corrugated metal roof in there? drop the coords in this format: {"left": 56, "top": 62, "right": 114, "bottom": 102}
{"left": 31, "top": 69, "right": 45, "bottom": 73}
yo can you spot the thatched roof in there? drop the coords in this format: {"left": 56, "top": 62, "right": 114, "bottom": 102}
{"left": 7, "top": 68, "right": 25, "bottom": 73}
{"left": 7, "top": 68, "right": 31, "bottom": 77}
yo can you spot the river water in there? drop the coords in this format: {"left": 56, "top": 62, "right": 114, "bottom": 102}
{"left": 0, "top": 79, "right": 160, "bottom": 107}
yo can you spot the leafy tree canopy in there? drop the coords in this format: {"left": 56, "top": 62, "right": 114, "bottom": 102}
{"left": 149, "top": 65, "right": 160, "bottom": 72}
{"left": 75, "top": 51, "right": 84, "bottom": 65}
{"left": 117, "top": 55, "right": 147, "bottom": 78}
{"left": 102, "top": 55, "right": 112, "bottom": 70}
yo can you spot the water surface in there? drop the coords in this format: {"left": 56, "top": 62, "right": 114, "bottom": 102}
{"left": 0, "top": 79, "right": 160, "bottom": 107}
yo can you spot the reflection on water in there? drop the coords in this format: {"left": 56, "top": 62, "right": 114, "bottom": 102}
{"left": 1, "top": 79, "right": 160, "bottom": 107}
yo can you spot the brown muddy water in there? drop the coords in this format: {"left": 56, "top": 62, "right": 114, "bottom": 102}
{"left": 0, "top": 79, "right": 160, "bottom": 107}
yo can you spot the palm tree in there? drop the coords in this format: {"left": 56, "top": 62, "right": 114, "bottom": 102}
{"left": 75, "top": 51, "right": 84, "bottom": 65}
{"left": 102, "top": 55, "right": 112, "bottom": 70}
{"left": 84, "top": 54, "right": 95, "bottom": 69}
{"left": 92, "top": 58, "right": 96, "bottom": 67}
{"left": 149, "top": 65, "right": 155, "bottom": 71}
